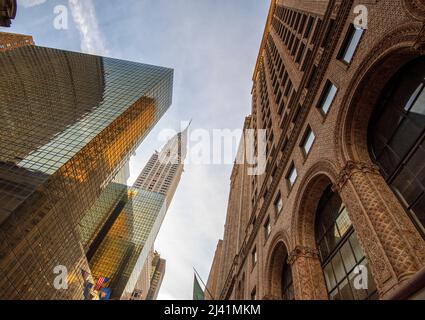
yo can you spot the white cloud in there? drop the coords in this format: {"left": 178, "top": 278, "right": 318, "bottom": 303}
{"left": 68, "top": 0, "right": 109, "bottom": 55}
{"left": 19, "top": 0, "right": 47, "bottom": 8}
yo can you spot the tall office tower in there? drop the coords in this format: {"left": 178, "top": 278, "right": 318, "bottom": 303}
{"left": 89, "top": 128, "right": 187, "bottom": 300}
{"left": 133, "top": 126, "right": 187, "bottom": 208}
{"left": 207, "top": 0, "right": 425, "bottom": 301}
{"left": 146, "top": 252, "right": 166, "bottom": 300}
{"left": 129, "top": 249, "right": 166, "bottom": 300}
{"left": 0, "top": 32, "right": 34, "bottom": 52}
{"left": 0, "top": 0, "right": 16, "bottom": 27}
{"left": 0, "top": 44, "right": 173, "bottom": 299}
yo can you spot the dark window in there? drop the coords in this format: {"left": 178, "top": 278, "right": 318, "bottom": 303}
{"left": 369, "top": 57, "right": 425, "bottom": 238}
{"left": 315, "top": 186, "right": 377, "bottom": 300}
{"left": 251, "top": 287, "right": 257, "bottom": 300}
{"left": 264, "top": 217, "right": 272, "bottom": 240}
{"left": 275, "top": 192, "right": 283, "bottom": 215}
{"left": 252, "top": 247, "right": 258, "bottom": 269}
{"left": 338, "top": 24, "right": 364, "bottom": 64}
{"left": 300, "top": 125, "right": 316, "bottom": 156}
{"left": 282, "top": 261, "right": 294, "bottom": 300}
{"left": 286, "top": 163, "right": 298, "bottom": 189}
{"left": 304, "top": 16, "right": 314, "bottom": 39}
{"left": 321, "top": 19, "right": 335, "bottom": 48}
{"left": 318, "top": 81, "right": 338, "bottom": 114}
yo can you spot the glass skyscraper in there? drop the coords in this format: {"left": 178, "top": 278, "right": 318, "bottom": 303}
{"left": 87, "top": 128, "right": 188, "bottom": 300}
{"left": 0, "top": 43, "right": 173, "bottom": 299}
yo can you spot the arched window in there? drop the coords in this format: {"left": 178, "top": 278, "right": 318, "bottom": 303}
{"left": 268, "top": 242, "right": 294, "bottom": 300}
{"left": 281, "top": 261, "right": 294, "bottom": 300}
{"left": 315, "top": 186, "right": 377, "bottom": 300}
{"left": 369, "top": 57, "right": 425, "bottom": 238}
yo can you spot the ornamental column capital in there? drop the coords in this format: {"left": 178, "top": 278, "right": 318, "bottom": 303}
{"left": 333, "top": 160, "right": 380, "bottom": 192}
{"left": 287, "top": 246, "right": 319, "bottom": 265}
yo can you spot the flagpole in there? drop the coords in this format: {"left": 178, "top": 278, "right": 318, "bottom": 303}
{"left": 193, "top": 267, "right": 215, "bottom": 300}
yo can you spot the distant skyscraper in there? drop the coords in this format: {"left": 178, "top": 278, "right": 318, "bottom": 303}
{"left": 133, "top": 126, "right": 188, "bottom": 208}
{"left": 89, "top": 128, "right": 188, "bottom": 300}
{"left": 146, "top": 252, "right": 166, "bottom": 300}
{"left": 0, "top": 32, "right": 34, "bottom": 51}
{"left": 0, "top": 0, "right": 16, "bottom": 27}
{"left": 0, "top": 43, "right": 173, "bottom": 299}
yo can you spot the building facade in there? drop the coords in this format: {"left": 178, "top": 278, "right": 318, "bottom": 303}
{"left": 0, "top": 32, "right": 34, "bottom": 52}
{"left": 146, "top": 252, "right": 166, "bottom": 300}
{"left": 0, "top": 0, "right": 16, "bottom": 27}
{"left": 0, "top": 43, "right": 173, "bottom": 299}
{"left": 128, "top": 128, "right": 188, "bottom": 300}
{"left": 207, "top": 0, "right": 425, "bottom": 300}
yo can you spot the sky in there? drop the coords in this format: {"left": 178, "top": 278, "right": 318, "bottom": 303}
{"left": 6, "top": 0, "right": 270, "bottom": 299}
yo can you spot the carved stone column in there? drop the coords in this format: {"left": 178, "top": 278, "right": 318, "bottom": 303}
{"left": 288, "top": 246, "right": 328, "bottom": 300}
{"left": 334, "top": 161, "right": 425, "bottom": 297}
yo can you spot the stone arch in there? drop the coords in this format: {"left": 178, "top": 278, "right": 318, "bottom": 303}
{"left": 263, "top": 231, "right": 291, "bottom": 299}
{"left": 333, "top": 23, "right": 425, "bottom": 296}
{"left": 336, "top": 22, "right": 424, "bottom": 164}
{"left": 291, "top": 160, "right": 339, "bottom": 247}
{"left": 288, "top": 160, "right": 340, "bottom": 300}
{"left": 402, "top": 0, "right": 425, "bottom": 21}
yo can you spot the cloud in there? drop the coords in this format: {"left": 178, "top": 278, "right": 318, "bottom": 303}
{"left": 19, "top": 0, "right": 47, "bottom": 8}
{"left": 68, "top": 0, "right": 109, "bottom": 55}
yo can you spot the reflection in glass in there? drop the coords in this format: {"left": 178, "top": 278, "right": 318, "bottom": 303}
{"left": 315, "top": 186, "right": 377, "bottom": 300}
{"left": 369, "top": 56, "right": 425, "bottom": 238}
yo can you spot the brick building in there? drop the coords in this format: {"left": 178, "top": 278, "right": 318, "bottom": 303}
{"left": 206, "top": 0, "right": 425, "bottom": 300}
{"left": 0, "top": 32, "right": 34, "bottom": 52}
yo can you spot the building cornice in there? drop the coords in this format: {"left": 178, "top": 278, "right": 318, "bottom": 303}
{"left": 252, "top": 0, "right": 277, "bottom": 82}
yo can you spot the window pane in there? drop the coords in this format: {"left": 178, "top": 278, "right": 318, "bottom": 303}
{"left": 377, "top": 146, "right": 401, "bottom": 177}
{"left": 303, "top": 128, "right": 315, "bottom": 155}
{"left": 340, "top": 241, "right": 356, "bottom": 272}
{"left": 389, "top": 118, "right": 422, "bottom": 160}
{"left": 406, "top": 143, "right": 425, "bottom": 183}
{"left": 323, "top": 263, "right": 336, "bottom": 290}
{"left": 364, "top": 261, "right": 377, "bottom": 296}
{"left": 348, "top": 269, "right": 368, "bottom": 300}
{"left": 326, "top": 224, "right": 342, "bottom": 254}
{"left": 275, "top": 196, "right": 283, "bottom": 213}
{"left": 288, "top": 166, "right": 297, "bottom": 186}
{"left": 411, "top": 195, "right": 425, "bottom": 235}
{"left": 410, "top": 89, "right": 425, "bottom": 118}
{"left": 348, "top": 232, "right": 364, "bottom": 262}
{"left": 405, "top": 83, "right": 424, "bottom": 111}
{"left": 320, "top": 84, "right": 337, "bottom": 114}
{"left": 329, "top": 288, "right": 340, "bottom": 300}
{"left": 339, "top": 278, "right": 354, "bottom": 300}
{"left": 391, "top": 166, "right": 422, "bottom": 206}
{"left": 318, "top": 237, "right": 330, "bottom": 262}
{"left": 336, "top": 207, "right": 352, "bottom": 237}
{"left": 342, "top": 27, "right": 364, "bottom": 63}
{"left": 331, "top": 253, "right": 346, "bottom": 283}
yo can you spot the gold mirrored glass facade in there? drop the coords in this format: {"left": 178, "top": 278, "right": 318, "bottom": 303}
{"left": 88, "top": 188, "right": 167, "bottom": 300}
{"left": 0, "top": 45, "right": 173, "bottom": 299}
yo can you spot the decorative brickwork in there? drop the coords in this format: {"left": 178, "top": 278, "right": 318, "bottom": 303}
{"left": 207, "top": 0, "right": 425, "bottom": 300}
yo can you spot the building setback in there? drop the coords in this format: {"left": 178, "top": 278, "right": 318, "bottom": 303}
{"left": 0, "top": 41, "right": 173, "bottom": 299}
{"left": 207, "top": 0, "right": 425, "bottom": 300}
